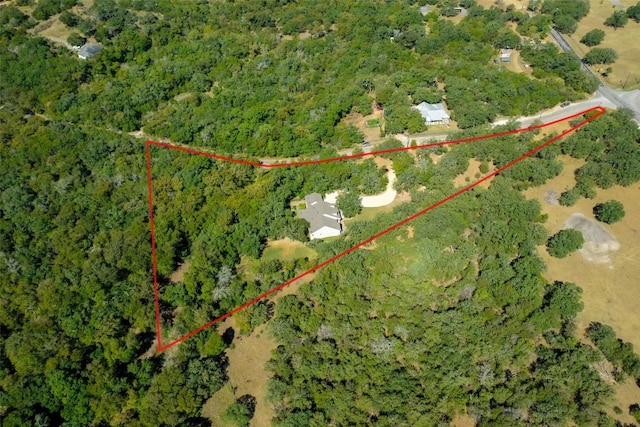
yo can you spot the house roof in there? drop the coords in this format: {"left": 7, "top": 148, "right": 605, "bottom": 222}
{"left": 298, "top": 193, "right": 341, "bottom": 234}
{"left": 413, "top": 102, "right": 450, "bottom": 123}
{"left": 78, "top": 43, "right": 102, "bottom": 59}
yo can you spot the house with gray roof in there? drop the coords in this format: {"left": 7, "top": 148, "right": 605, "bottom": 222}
{"left": 413, "top": 102, "right": 450, "bottom": 126}
{"left": 298, "top": 193, "right": 342, "bottom": 240}
{"left": 78, "top": 43, "right": 102, "bottom": 60}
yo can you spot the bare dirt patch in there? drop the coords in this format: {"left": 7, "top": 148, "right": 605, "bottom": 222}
{"left": 504, "top": 50, "right": 532, "bottom": 75}
{"left": 342, "top": 107, "right": 384, "bottom": 142}
{"left": 451, "top": 414, "right": 477, "bottom": 427}
{"left": 169, "top": 261, "right": 190, "bottom": 283}
{"left": 564, "top": 0, "right": 640, "bottom": 90}
{"left": 564, "top": 213, "right": 620, "bottom": 263}
{"left": 524, "top": 156, "right": 640, "bottom": 418}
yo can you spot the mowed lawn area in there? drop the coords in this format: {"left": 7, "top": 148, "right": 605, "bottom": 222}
{"left": 261, "top": 238, "right": 317, "bottom": 262}
{"left": 564, "top": 0, "right": 640, "bottom": 89}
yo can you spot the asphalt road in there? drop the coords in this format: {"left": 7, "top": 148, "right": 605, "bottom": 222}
{"left": 549, "top": 28, "right": 640, "bottom": 124}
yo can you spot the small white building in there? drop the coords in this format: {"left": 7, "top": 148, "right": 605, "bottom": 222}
{"left": 298, "top": 193, "right": 342, "bottom": 240}
{"left": 413, "top": 102, "right": 450, "bottom": 126}
{"left": 499, "top": 48, "right": 512, "bottom": 62}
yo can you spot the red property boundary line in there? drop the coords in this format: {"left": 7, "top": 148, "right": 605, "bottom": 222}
{"left": 146, "top": 106, "right": 605, "bottom": 352}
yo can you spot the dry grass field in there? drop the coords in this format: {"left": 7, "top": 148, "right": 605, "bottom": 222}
{"left": 564, "top": 0, "right": 640, "bottom": 90}
{"left": 524, "top": 155, "right": 640, "bottom": 424}
{"left": 202, "top": 319, "right": 277, "bottom": 427}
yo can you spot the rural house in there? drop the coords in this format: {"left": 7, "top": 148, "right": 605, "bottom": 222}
{"left": 499, "top": 48, "right": 512, "bottom": 62}
{"left": 413, "top": 102, "right": 451, "bottom": 126}
{"left": 298, "top": 193, "right": 342, "bottom": 240}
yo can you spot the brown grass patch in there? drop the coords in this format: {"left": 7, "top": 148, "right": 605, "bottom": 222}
{"left": 202, "top": 319, "right": 277, "bottom": 427}
{"left": 476, "top": 0, "right": 529, "bottom": 9}
{"left": 453, "top": 158, "right": 495, "bottom": 189}
{"left": 503, "top": 49, "right": 531, "bottom": 75}
{"left": 262, "top": 237, "right": 317, "bottom": 262}
{"left": 564, "top": 0, "right": 640, "bottom": 90}
{"left": 342, "top": 107, "right": 384, "bottom": 142}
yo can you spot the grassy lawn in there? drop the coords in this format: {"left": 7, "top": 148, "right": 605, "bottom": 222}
{"left": 564, "top": 0, "right": 640, "bottom": 89}
{"left": 345, "top": 205, "right": 395, "bottom": 223}
{"left": 201, "top": 384, "right": 236, "bottom": 425}
{"left": 366, "top": 118, "right": 379, "bottom": 127}
{"left": 261, "top": 238, "right": 317, "bottom": 262}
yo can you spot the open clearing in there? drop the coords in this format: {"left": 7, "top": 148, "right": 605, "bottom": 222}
{"left": 453, "top": 158, "right": 495, "bottom": 189}
{"left": 261, "top": 238, "right": 317, "bottom": 262}
{"left": 342, "top": 107, "right": 384, "bottom": 142}
{"left": 202, "top": 319, "right": 277, "bottom": 427}
{"left": 524, "top": 155, "right": 640, "bottom": 422}
{"left": 564, "top": 0, "right": 640, "bottom": 90}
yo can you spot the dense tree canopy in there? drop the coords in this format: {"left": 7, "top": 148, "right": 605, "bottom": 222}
{"left": 1, "top": 0, "right": 638, "bottom": 425}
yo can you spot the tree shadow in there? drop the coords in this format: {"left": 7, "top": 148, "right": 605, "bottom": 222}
{"left": 238, "top": 394, "right": 257, "bottom": 417}
{"left": 222, "top": 327, "right": 235, "bottom": 345}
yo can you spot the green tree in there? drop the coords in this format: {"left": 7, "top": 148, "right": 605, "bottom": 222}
{"left": 201, "top": 331, "right": 227, "bottom": 357}
{"left": 628, "top": 2, "right": 640, "bottom": 22}
{"left": 604, "top": 10, "right": 629, "bottom": 29}
{"left": 593, "top": 200, "right": 625, "bottom": 224}
{"left": 67, "top": 32, "right": 86, "bottom": 47}
{"left": 59, "top": 10, "right": 79, "bottom": 27}
{"left": 580, "top": 29, "right": 605, "bottom": 47}
{"left": 558, "top": 188, "right": 580, "bottom": 206}
{"left": 583, "top": 48, "right": 618, "bottom": 65}
{"left": 547, "top": 281, "right": 584, "bottom": 319}
{"left": 336, "top": 189, "right": 362, "bottom": 218}
{"left": 222, "top": 395, "right": 255, "bottom": 427}
{"left": 547, "top": 229, "right": 584, "bottom": 258}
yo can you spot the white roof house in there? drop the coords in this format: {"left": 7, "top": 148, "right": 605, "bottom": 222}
{"left": 413, "top": 102, "right": 450, "bottom": 125}
{"left": 298, "top": 193, "right": 342, "bottom": 240}
{"left": 499, "top": 48, "right": 512, "bottom": 62}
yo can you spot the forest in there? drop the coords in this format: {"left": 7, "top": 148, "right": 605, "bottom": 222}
{"left": 1, "top": 0, "right": 640, "bottom": 425}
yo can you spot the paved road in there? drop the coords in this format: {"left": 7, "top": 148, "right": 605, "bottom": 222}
{"left": 493, "top": 93, "right": 616, "bottom": 128}
{"left": 549, "top": 27, "right": 640, "bottom": 124}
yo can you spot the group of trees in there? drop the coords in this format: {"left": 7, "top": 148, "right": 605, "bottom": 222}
{"left": 1, "top": 0, "right": 639, "bottom": 425}
{"left": 540, "top": 0, "right": 590, "bottom": 34}
{"left": 559, "top": 109, "right": 640, "bottom": 205}
{"left": 587, "top": 322, "right": 640, "bottom": 383}
{"left": 580, "top": 29, "right": 605, "bottom": 47}
{"left": 265, "top": 121, "right": 629, "bottom": 424}
{"left": 604, "top": 2, "right": 640, "bottom": 29}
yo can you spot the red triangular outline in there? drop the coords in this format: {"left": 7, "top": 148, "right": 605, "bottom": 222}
{"left": 146, "top": 106, "right": 606, "bottom": 352}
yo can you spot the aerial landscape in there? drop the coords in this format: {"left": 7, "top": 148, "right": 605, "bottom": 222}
{"left": 1, "top": 0, "right": 640, "bottom": 426}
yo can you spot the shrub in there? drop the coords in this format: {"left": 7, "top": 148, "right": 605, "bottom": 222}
{"left": 547, "top": 229, "right": 584, "bottom": 258}
{"left": 593, "top": 200, "right": 625, "bottom": 224}
{"left": 580, "top": 29, "right": 605, "bottom": 47}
